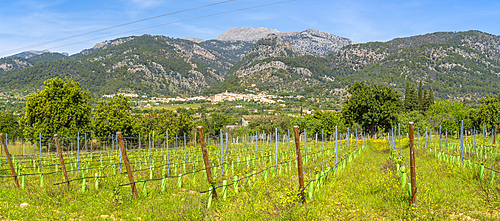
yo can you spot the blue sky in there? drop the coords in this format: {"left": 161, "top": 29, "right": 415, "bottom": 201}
{"left": 1, "top": 0, "right": 499, "bottom": 56}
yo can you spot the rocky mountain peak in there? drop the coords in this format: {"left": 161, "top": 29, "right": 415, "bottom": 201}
{"left": 92, "top": 37, "right": 136, "bottom": 50}
{"left": 77, "top": 36, "right": 137, "bottom": 55}
{"left": 183, "top": 38, "right": 206, "bottom": 43}
{"left": 214, "top": 27, "right": 291, "bottom": 42}
{"left": 9, "top": 50, "right": 52, "bottom": 59}
{"left": 281, "top": 29, "right": 357, "bottom": 57}
{"left": 212, "top": 27, "right": 356, "bottom": 57}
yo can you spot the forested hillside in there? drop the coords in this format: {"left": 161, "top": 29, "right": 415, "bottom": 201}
{"left": 212, "top": 30, "right": 500, "bottom": 100}
{"left": 1, "top": 30, "right": 499, "bottom": 99}
{"left": 0, "top": 35, "right": 226, "bottom": 97}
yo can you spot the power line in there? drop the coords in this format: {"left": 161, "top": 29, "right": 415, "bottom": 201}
{"left": 0, "top": 0, "right": 236, "bottom": 57}
{"left": 43, "top": 0, "right": 296, "bottom": 52}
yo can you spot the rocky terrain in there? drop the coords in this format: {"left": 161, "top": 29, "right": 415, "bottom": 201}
{"left": 0, "top": 57, "right": 32, "bottom": 72}
{"left": 1, "top": 28, "right": 499, "bottom": 100}
{"left": 208, "top": 30, "right": 500, "bottom": 99}
{"left": 9, "top": 50, "right": 58, "bottom": 59}
{"left": 212, "top": 27, "right": 356, "bottom": 58}
{"left": 228, "top": 34, "right": 295, "bottom": 77}
{"left": 214, "top": 27, "right": 288, "bottom": 42}
{"left": 281, "top": 29, "right": 356, "bottom": 57}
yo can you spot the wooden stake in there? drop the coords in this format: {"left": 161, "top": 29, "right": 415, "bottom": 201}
{"left": 54, "top": 134, "right": 70, "bottom": 188}
{"left": 117, "top": 132, "right": 139, "bottom": 200}
{"left": 197, "top": 126, "right": 217, "bottom": 202}
{"left": 409, "top": 122, "right": 417, "bottom": 204}
{"left": 293, "top": 126, "right": 306, "bottom": 204}
{"left": 0, "top": 133, "right": 19, "bottom": 188}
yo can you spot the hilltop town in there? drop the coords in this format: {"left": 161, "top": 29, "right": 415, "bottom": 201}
{"left": 103, "top": 91, "right": 305, "bottom": 107}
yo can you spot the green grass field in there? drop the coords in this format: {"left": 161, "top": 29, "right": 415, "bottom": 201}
{"left": 0, "top": 134, "right": 498, "bottom": 220}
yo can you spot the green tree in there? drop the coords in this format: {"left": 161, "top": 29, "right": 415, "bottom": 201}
{"left": 0, "top": 111, "right": 22, "bottom": 139}
{"left": 404, "top": 81, "right": 410, "bottom": 110}
{"left": 398, "top": 110, "right": 430, "bottom": 134}
{"left": 311, "top": 111, "right": 345, "bottom": 134}
{"left": 461, "top": 98, "right": 469, "bottom": 107}
{"left": 426, "top": 100, "right": 470, "bottom": 132}
{"left": 404, "top": 82, "right": 419, "bottom": 112}
{"left": 199, "top": 112, "right": 232, "bottom": 137}
{"left": 342, "top": 82, "right": 402, "bottom": 138}
{"left": 469, "top": 108, "right": 482, "bottom": 129}
{"left": 291, "top": 114, "right": 321, "bottom": 134}
{"left": 176, "top": 111, "right": 194, "bottom": 136}
{"left": 418, "top": 80, "right": 423, "bottom": 111}
{"left": 133, "top": 109, "right": 193, "bottom": 141}
{"left": 22, "top": 77, "right": 91, "bottom": 139}
{"left": 476, "top": 94, "right": 500, "bottom": 129}
{"left": 407, "top": 84, "right": 418, "bottom": 111}
{"left": 249, "top": 115, "right": 292, "bottom": 135}
{"left": 428, "top": 88, "right": 435, "bottom": 106}
{"left": 92, "top": 95, "right": 133, "bottom": 137}
{"left": 240, "top": 108, "right": 250, "bottom": 115}
{"left": 422, "top": 89, "right": 429, "bottom": 112}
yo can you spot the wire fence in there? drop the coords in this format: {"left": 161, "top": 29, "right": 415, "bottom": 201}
{"left": 0, "top": 128, "right": 368, "bottom": 203}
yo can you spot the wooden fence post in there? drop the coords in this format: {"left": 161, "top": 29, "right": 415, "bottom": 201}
{"left": 54, "top": 134, "right": 70, "bottom": 188}
{"left": 0, "top": 133, "right": 19, "bottom": 188}
{"left": 293, "top": 126, "right": 306, "bottom": 204}
{"left": 117, "top": 132, "right": 139, "bottom": 200}
{"left": 409, "top": 122, "right": 417, "bottom": 205}
{"left": 197, "top": 126, "right": 217, "bottom": 202}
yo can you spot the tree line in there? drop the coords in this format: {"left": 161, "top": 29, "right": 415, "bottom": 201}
{"left": 0, "top": 77, "right": 499, "bottom": 141}
{"left": 1, "top": 77, "right": 194, "bottom": 141}
{"left": 242, "top": 81, "right": 498, "bottom": 138}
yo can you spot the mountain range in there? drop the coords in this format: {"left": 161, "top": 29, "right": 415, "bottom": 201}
{"left": 0, "top": 27, "right": 499, "bottom": 101}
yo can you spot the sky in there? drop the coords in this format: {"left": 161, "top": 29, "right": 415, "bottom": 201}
{"left": 1, "top": 0, "right": 499, "bottom": 57}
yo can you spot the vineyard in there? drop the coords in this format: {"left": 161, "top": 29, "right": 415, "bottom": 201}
{"left": 0, "top": 124, "right": 499, "bottom": 220}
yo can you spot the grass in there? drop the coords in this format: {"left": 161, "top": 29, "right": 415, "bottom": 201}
{"left": 0, "top": 135, "right": 498, "bottom": 220}
{"left": 314, "top": 138, "right": 499, "bottom": 220}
